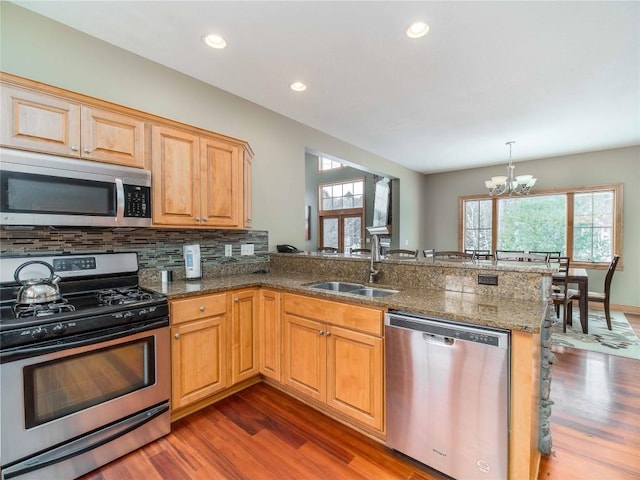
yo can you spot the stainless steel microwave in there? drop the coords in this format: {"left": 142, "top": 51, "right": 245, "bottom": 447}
{"left": 0, "top": 147, "right": 152, "bottom": 227}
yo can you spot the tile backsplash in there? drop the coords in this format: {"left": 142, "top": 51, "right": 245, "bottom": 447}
{"left": 1, "top": 227, "right": 269, "bottom": 276}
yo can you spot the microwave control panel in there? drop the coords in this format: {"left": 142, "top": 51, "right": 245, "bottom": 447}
{"left": 123, "top": 185, "right": 151, "bottom": 218}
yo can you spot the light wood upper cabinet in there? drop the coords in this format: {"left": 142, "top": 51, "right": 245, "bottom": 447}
{"left": 230, "top": 289, "right": 259, "bottom": 385}
{"left": 201, "top": 137, "right": 241, "bottom": 227}
{"left": 282, "top": 293, "right": 385, "bottom": 432}
{"left": 1, "top": 86, "right": 80, "bottom": 156}
{"left": 1, "top": 85, "right": 145, "bottom": 168}
{"left": 151, "top": 124, "right": 252, "bottom": 229}
{"left": 259, "top": 289, "right": 281, "bottom": 381}
{"left": 151, "top": 125, "right": 201, "bottom": 225}
{"left": 80, "top": 106, "right": 145, "bottom": 167}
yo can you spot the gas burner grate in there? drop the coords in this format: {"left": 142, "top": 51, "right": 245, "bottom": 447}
{"left": 97, "top": 288, "right": 154, "bottom": 306}
{"left": 14, "top": 299, "right": 76, "bottom": 319}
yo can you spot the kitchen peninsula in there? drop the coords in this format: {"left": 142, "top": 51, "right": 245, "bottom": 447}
{"left": 142, "top": 253, "right": 553, "bottom": 480}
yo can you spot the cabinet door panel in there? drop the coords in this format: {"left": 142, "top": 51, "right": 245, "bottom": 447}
{"left": 81, "top": 106, "right": 145, "bottom": 168}
{"left": 201, "top": 137, "right": 240, "bottom": 227}
{"left": 282, "top": 314, "right": 325, "bottom": 401}
{"left": 231, "top": 289, "right": 259, "bottom": 384}
{"left": 171, "top": 316, "right": 227, "bottom": 409}
{"left": 259, "top": 289, "right": 281, "bottom": 381}
{"left": 326, "top": 325, "right": 383, "bottom": 431}
{"left": 152, "top": 125, "right": 200, "bottom": 225}
{"left": 1, "top": 86, "right": 80, "bottom": 156}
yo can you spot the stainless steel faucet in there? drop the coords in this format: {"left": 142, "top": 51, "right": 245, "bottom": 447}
{"left": 369, "top": 234, "right": 381, "bottom": 283}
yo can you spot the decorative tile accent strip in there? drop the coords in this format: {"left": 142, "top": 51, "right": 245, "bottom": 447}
{"left": 1, "top": 227, "right": 269, "bottom": 276}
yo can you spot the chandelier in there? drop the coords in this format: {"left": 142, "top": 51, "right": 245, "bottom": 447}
{"left": 485, "top": 141, "right": 536, "bottom": 196}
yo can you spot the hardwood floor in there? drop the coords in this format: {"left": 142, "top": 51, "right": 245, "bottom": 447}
{"left": 80, "top": 313, "right": 640, "bottom": 480}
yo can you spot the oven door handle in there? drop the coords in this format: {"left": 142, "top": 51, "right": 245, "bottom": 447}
{"left": 1, "top": 401, "right": 169, "bottom": 479}
{"left": 1, "top": 318, "right": 168, "bottom": 363}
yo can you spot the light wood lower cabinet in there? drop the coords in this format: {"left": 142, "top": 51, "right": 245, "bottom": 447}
{"left": 230, "top": 289, "right": 259, "bottom": 384}
{"left": 170, "top": 289, "right": 260, "bottom": 411}
{"left": 282, "top": 293, "right": 384, "bottom": 432}
{"left": 170, "top": 293, "right": 228, "bottom": 410}
{"left": 259, "top": 289, "right": 281, "bottom": 381}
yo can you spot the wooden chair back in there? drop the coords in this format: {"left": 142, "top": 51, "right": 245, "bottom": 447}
{"left": 434, "top": 251, "right": 473, "bottom": 259}
{"left": 386, "top": 249, "right": 418, "bottom": 258}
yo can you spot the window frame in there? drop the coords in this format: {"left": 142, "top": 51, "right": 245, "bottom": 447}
{"left": 317, "top": 157, "right": 345, "bottom": 172}
{"left": 318, "top": 177, "right": 365, "bottom": 252}
{"left": 458, "top": 183, "right": 623, "bottom": 270}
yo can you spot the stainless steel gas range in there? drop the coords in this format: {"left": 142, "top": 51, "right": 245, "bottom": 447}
{"left": 0, "top": 252, "right": 170, "bottom": 480}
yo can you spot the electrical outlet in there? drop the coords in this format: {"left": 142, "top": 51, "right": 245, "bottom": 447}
{"left": 224, "top": 245, "right": 233, "bottom": 257}
{"left": 478, "top": 274, "right": 499, "bottom": 286}
{"left": 241, "top": 244, "right": 254, "bottom": 256}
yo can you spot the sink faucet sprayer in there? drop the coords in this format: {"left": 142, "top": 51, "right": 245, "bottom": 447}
{"left": 366, "top": 225, "right": 389, "bottom": 284}
{"left": 369, "top": 234, "right": 381, "bottom": 283}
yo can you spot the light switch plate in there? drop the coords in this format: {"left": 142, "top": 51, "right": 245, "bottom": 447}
{"left": 224, "top": 245, "right": 233, "bottom": 257}
{"left": 241, "top": 244, "right": 254, "bottom": 256}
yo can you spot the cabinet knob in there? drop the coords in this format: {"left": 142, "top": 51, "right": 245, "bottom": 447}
{"left": 195, "top": 217, "right": 201, "bottom": 222}
{"left": 318, "top": 330, "right": 324, "bottom": 335}
{"left": 199, "top": 306, "right": 206, "bottom": 312}
{"left": 83, "top": 147, "right": 91, "bottom": 153}
{"left": 234, "top": 298, "right": 239, "bottom": 303}
{"left": 325, "top": 331, "right": 331, "bottom": 337}
{"left": 202, "top": 217, "right": 208, "bottom": 222}
{"left": 174, "top": 333, "right": 180, "bottom": 339}
{"left": 71, "top": 145, "right": 79, "bottom": 151}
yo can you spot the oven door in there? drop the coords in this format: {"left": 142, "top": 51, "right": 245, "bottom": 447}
{"left": 0, "top": 323, "right": 170, "bottom": 467}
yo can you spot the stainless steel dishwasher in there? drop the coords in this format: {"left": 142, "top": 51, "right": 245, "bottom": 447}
{"left": 385, "top": 311, "right": 510, "bottom": 480}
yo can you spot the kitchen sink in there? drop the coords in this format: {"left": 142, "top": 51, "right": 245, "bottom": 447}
{"left": 308, "top": 281, "right": 398, "bottom": 297}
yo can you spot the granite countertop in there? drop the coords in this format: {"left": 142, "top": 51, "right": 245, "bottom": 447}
{"left": 141, "top": 271, "right": 547, "bottom": 334}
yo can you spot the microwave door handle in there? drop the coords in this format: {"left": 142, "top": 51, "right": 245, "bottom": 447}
{"left": 115, "top": 178, "right": 125, "bottom": 223}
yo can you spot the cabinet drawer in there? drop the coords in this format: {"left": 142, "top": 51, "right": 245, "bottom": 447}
{"left": 170, "top": 293, "right": 227, "bottom": 324}
{"left": 283, "top": 293, "right": 383, "bottom": 336}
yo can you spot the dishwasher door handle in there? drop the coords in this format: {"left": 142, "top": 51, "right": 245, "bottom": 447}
{"left": 423, "top": 332, "right": 455, "bottom": 346}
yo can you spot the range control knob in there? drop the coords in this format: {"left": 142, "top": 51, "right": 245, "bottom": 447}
{"left": 138, "top": 309, "right": 149, "bottom": 320}
{"left": 32, "top": 327, "right": 47, "bottom": 339}
{"left": 52, "top": 324, "right": 67, "bottom": 335}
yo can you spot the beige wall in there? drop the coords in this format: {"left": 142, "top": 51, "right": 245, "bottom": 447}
{"left": 423, "top": 146, "right": 640, "bottom": 307}
{"left": 0, "top": 3, "right": 425, "bottom": 251}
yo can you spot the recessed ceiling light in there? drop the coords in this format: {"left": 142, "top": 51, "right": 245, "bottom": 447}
{"left": 290, "top": 82, "right": 307, "bottom": 92}
{"left": 203, "top": 33, "right": 227, "bottom": 49}
{"left": 406, "top": 21, "right": 429, "bottom": 39}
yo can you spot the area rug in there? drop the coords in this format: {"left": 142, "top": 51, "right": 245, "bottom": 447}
{"left": 551, "top": 310, "right": 640, "bottom": 360}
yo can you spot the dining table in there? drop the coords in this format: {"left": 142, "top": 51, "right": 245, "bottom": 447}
{"left": 553, "top": 267, "right": 589, "bottom": 333}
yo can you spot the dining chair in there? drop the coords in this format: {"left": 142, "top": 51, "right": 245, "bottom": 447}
{"left": 433, "top": 251, "right": 473, "bottom": 260}
{"left": 530, "top": 251, "right": 561, "bottom": 260}
{"left": 386, "top": 249, "right": 419, "bottom": 258}
{"left": 568, "top": 255, "right": 620, "bottom": 330}
{"left": 495, "top": 250, "right": 525, "bottom": 261}
{"left": 317, "top": 246, "right": 338, "bottom": 254}
{"left": 465, "top": 249, "right": 494, "bottom": 260}
{"left": 549, "top": 256, "right": 576, "bottom": 331}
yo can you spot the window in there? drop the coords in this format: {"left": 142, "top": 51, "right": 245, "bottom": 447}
{"left": 319, "top": 178, "right": 364, "bottom": 252}
{"left": 318, "top": 157, "right": 344, "bottom": 171}
{"left": 459, "top": 184, "right": 622, "bottom": 268}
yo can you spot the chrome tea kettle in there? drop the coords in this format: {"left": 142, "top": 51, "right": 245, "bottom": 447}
{"left": 14, "top": 260, "right": 62, "bottom": 304}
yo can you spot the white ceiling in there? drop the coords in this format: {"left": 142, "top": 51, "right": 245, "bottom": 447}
{"left": 13, "top": 1, "right": 640, "bottom": 174}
